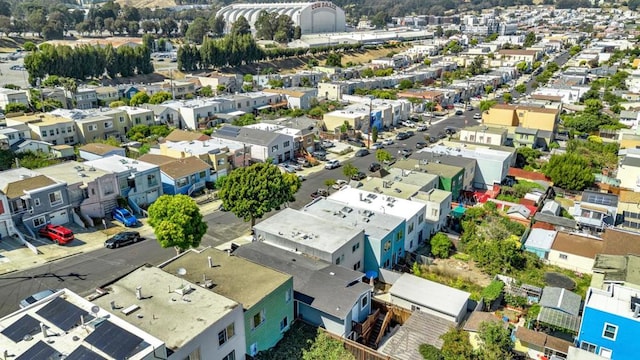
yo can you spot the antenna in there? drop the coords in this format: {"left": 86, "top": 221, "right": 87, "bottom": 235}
{"left": 90, "top": 305, "right": 100, "bottom": 316}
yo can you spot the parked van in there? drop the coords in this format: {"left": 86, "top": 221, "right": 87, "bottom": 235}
{"left": 38, "top": 224, "right": 74, "bottom": 245}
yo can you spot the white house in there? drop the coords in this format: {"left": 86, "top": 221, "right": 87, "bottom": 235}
{"left": 0, "top": 87, "right": 29, "bottom": 110}
{"left": 548, "top": 232, "right": 604, "bottom": 274}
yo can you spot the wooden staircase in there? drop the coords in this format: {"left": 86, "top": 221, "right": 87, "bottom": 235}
{"left": 366, "top": 313, "right": 385, "bottom": 349}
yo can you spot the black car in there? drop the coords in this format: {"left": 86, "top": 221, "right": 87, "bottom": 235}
{"left": 348, "top": 138, "right": 366, "bottom": 147}
{"left": 455, "top": 109, "right": 464, "bottom": 115}
{"left": 445, "top": 127, "right": 457, "bottom": 135}
{"left": 396, "top": 132, "right": 410, "bottom": 140}
{"left": 351, "top": 171, "right": 367, "bottom": 181}
{"left": 406, "top": 131, "right": 415, "bottom": 137}
{"left": 415, "top": 141, "right": 427, "bottom": 149}
{"left": 428, "top": 136, "right": 438, "bottom": 143}
{"left": 105, "top": 231, "right": 141, "bottom": 249}
{"left": 400, "top": 148, "right": 413, "bottom": 157}
{"left": 438, "top": 132, "right": 447, "bottom": 139}
{"left": 355, "top": 149, "right": 370, "bottom": 157}
{"left": 369, "top": 162, "right": 381, "bottom": 172}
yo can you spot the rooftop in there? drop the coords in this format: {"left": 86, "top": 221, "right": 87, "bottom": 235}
{"left": 0, "top": 170, "right": 57, "bottom": 198}
{"left": 0, "top": 289, "right": 163, "bottom": 359}
{"left": 525, "top": 229, "right": 557, "bottom": 250}
{"left": 233, "top": 242, "right": 371, "bottom": 320}
{"left": 78, "top": 143, "right": 123, "bottom": 156}
{"left": 411, "top": 188, "right": 452, "bottom": 204}
{"left": 539, "top": 287, "right": 582, "bottom": 316}
{"left": 328, "top": 187, "right": 425, "bottom": 221}
{"left": 593, "top": 254, "right": 640, "bottom": 286}
{"left": 253, "top": 208, "right": 364, "bottom": 254}
{"left": 551, "top": 232, "right": 604, "bottom": 259}
{"left": 160, "top": 248, "right": 291, "bottom": 309}
{"left": 422, "top": 143, "right": 513, "bottom": 163}
{"left": 357, "top": 177, "right": 422, "bottom": 200}
{"left": 389, "top": 273, "right": 470, "bottom": 318}
{"left": 163, "top": 129, "right": 210, "bottom": 142}
{"left": 93, "top": 266, "right": 239, "bottom": 351}
{"left": 213, "top": 125, "right": 282, "bottom": 147}
{"left": 602, "top": 228, "right": 640, "bottom": 256}
{"left": 463, "top": 311, "right": 502, "bottom": 332}
{"left": 585, "top": 284, "right": 640, "bottom": 321}
{"left": 463, "top": 125, "right": 508, "bottom": 135}
{"left": 37, "top": 161, "right": 111, "bottom": 186}
{"left": 158, "top": 156, "right": 211, "bottom": 180}
{"left": 163, "top": 138, "right": 244, "bottom": 154}
{"left": 84, "top": 155, "right": 158, "bottom": 174}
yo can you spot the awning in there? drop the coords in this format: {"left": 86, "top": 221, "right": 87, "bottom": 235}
{"left": 257, "top": 105, "right": 271, "bottom": 110}
{"left": 450, "top": 205, "right": 466, "bottom": 218}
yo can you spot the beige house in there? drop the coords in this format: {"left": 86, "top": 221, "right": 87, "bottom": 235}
{"left": 459, "top": 125, "right": 507, "bottom": 146}
{"left": 617, "top": 155, "right": 640, "bottom": 191}
{"left": 496, "top": 49, "right": 539, "bottom": 64}
{"left": 482, "top": 104, "right": 559, "bottom": 132}
{"left": 617, "top": 190, "right": 640, "bottom": 231}
{"left": 317, "top": 82, "right": 345, "bottom": 101}
{"left": 95, "top": 86, "right": 120, "bottom": 105}
{"left": 548, "top": 232, "right": 604, "bottom": 274}
{"left": 6, "top": 114, "right": 78, "bottom": 146}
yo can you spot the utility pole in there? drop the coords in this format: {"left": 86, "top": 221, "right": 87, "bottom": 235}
{"left": 366, "top": 95, "right": 374, "bottom": 149}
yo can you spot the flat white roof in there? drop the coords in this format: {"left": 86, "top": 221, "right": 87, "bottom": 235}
{"left": 586, "top": 284, "right": 640, "bottom": 322}
{"left": 163, "top": 138, "right": 242, "bottom": 155}
{"left": 37, "top": 161, "right": 110, "bottom": 185}
{"left": 0, "top": 168, "right": 43, "bottom": 189}
{"left": 390, "top": 273, "right": 470, "bottom": 317}
{"left": 525, "top": 229, "right": 557, "bottom": 250}
{"left": 328, "top": 187, "right": 425, "bottom": 221}
{"left": 423, "top": 143, "right": 512, "bottom": 162}
{"left": 84, "top": 155, "right": 158, "bottom": 174}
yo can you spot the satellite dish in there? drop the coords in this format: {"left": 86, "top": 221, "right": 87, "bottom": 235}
{"left": 176, "top": 268, "right": 187, "bottom": 276}
{"left": 90, "top": 305, "right": 100, "bottom": 315}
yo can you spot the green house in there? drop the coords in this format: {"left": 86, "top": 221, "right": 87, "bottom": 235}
{"left": 161, "top": 247, "right": 294, "bottom": 357}
{"left": 421, "top": 162, "right": 464, "bottom": 199}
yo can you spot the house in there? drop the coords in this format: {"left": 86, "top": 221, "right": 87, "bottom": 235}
{"left": 514, "top": 327, "right": 573, "bottom": 360}
{"left": 84, "top": 155, "right": 162, "bottom": 212}
{"left": 380, "top": 311, "right": 456, "bottom": 360}
{"left": 253, "top": 208, "right": 366, "bottom": 271}
{"left": 482, "top": 103, "right": 559, "bottom": 146}
{"left": 497, "top": 49, "right": 540, "bottom": 63}
{"left": 302, "top": 197, "right": 405, "bottom": 273}
{"left": 523, "top": 228, "right": 557, "bottom": 260}
{"left": 142, "top": 104, "right": 180, "bottom": 127}
{"left": 212, "top": 125, "right": 296, "bottom": 164}
{"left": 388, "top": 272, "right": 470, "bottom": 324}
{"left": 120, "top": 106, "right": 155, "bottom": 127}
{"left": 234, "top": 242, "right": 372, "bottom": 339}
{"left": 617, "top": 190, "right": 640, "bottom": 232}
{"left": 409, "top": 189, "right": 453, "bottom": 237}
{"left": 50, "top": 144, "right": 75, "bottom": 160}
{"left": 507, "top": 204, "right": 533, "bottom": 221}
{"left": 263, "top": 88, "right": 318, "bottom": 110}
{"left": 163, "top": 98, "right": 232, "bottom": 130}
{"left": 533, "top": 212, "right": 578, "bottom": 232}
{"left": 154, "top": 138, "right": 242, "bottom": 176}
{"left": 0, "top": 168, "right": 71, "bottom": 233}
{"left": 37, "top": 161, "right": 120, "bottom": 221}
{"left": 6, "top": 114, "right": 78, "bottom": 146}
{"left": 537, "top": 286, "right": 582, "bottom": 333}
{"left": 0, "top": 288, "right": 167, "bottom": 359}
{"left": 407, "top": 153, "right": 476, "bottom": 193}
{"left": 92, "top": 266, "right": 244, "bottom": 360}
{"left": 602, "top": 228, "right": 640, "bottom": 257}
{"left": 0, "top": 87, "right": 29, "bottom": 110}
{"left": 463, "top": 311, "right": 504, "bottom": 349}
{"left": 548, "top": 232, "right": 604, "bottom": 274}
{"left": 78, "top": 143, "right": 126, "bottom": 161}
{"left": 245, "top": 122, "right": 314, "bottom": 159}
{"left": 459, "top": 125, "right": 508, "bottom": 146}
{"left": 591, "top": 254, "right": 640, "bottom": 291}
{"left": 163, "top": 129, "right": 210, "bottom": 143}
{"left": 12, "top": 139, "right": 52, "bottom": 154}
{"left": 0, "top": 126, "right": 30, "bottom": 150}
{"left": 94, "top": 85, "right": 119, "bottom": 105}
{"left": 73, "top": 114, "right": 120, "bottom": 143}
{"left": 575, "top": 284, "right": 640, "bottom": 359}
{"left": 138, "top": 154, "right": 212, "bottom": 196}
{"left": 540, "top": 200, "right": 562, "bottom": 216}
{"left": 160, "top": 248, "right": 294, "bottom": 357}
{"left": 616, "top": 155, "right": 640, "bottom": 192}
{"left": 71, "top": 88, "right": 98, "bottom": 109}
{"left": 514, "top": 127, "right": 539, "bottom": 148}
{"left": 570, "top": 191, "right": 618, "bottom": 231}
{"left": 0, "top": 191, "right": 14, "bottom": 239}
{"left": 329, "top": 187, "right": 428, "bottom": 253}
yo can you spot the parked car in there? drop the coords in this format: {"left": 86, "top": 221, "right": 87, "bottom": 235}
{"left": 401, "top": 120, "right": 416, "bottom": 128}
{"left": 455, "top": 109, "right": 464, "bottom": 115}
{"left": 415, "top": 141, "right": 427, "bottom": 149}
{"left": 383, "top": 157, "right": 397, "bottom": 166}
{"left": 347, "top": 138, "right": 365, "bottom": 147}
{"left": 406, "top": 131, "right": 415, "bottom": 137}
{"left": 296, "top": 158, "right": 311, "bottom": 167}
{"left": 351, "top": 172, "right": 367, "bottom": 181}
{"left": 427, "top": 136, "right": 438, "bottom": 143}
{"left": 279, "top": 164, "right": 296, "bottom": 173}
{"left": 332, "top": 179, "right": 348, "bottom": 190}
{"left": 382, "top": 138, "right": 394, "bottom": 146}
{"left": 112, "top": 207, "right": 138, "bottom": 227}
{"left": 355, "top": 149, "right": 370, "bottom": 157}
{"left": 104, "top": 231, "right": 142, "bottom": 249}
{"left": 445, "top": 127, "right": 457, "bottom": 135}
{"left": 369, "top": 162, "right": 381, "bottom": 172}
{"left": 400, "top": 148, "right": 413, "bottom": 157}
{"left": 371, "top": 142, "right": 384, "bottom": 150}
{"left": 396, "top": 132, "right": 410, "bottom": 140}
{"left": 287, "top": 162, "right": 302, "bottom": 171}
{"left": 416, "top": 125, "right": 428, "bottom": 132}
{"left": 325, "top": 159, "right": 341, "bottom": 169}
{"left": 38, "top": 224, "right": 74, "bottom": 245}
{"left": 473, "top": 113, "right": 482, "bottom": 119}
{"left": 321, "top": 140, "right": 335, "bottom": 148}
{"left": 312, "top": 151, "right": 327, "bottom": 160}
{"left": 310, "top": 189, "right": 329, "bottom": 198}
{"left": 19, "top": 289, "right": 59, "bottom": 308}
{"left": 466, "top": 105, "right": 474, "bottom": 111}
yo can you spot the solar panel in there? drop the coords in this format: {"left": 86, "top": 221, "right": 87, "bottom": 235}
{"left": 1, "top": 314, "right": 41, "bottom": 342}
{"left": 217, "top": 126, "right": 241, "bottom": 138}
{"left": 16, "top": 340, "right": 61, "bottom": 360}
{"left": 66, "top": 346, "right": 107, "bottom": 360}
{"left": 85, "top": 321, "right": 148, "bottom": 359}
{"left": 36, "top": 297, "right": 90, "bottom": 332}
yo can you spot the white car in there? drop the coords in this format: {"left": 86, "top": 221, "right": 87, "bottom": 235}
{"left": 473, "top": 113, "right": 482, "bottom": 120}
{"left": 332, "top": 179, "right": 348, "bottom": 190}
{"left": 401, "top": 120, "right": 416, "bottom": 128}
{"left": 325, "top": 159, "right": 341, "bottom": 169}
{"left": 382, "top": 138, "right": 394, "bottom": 146}
{"left": 371, "top": 142, "right": 384, "bottom": 150}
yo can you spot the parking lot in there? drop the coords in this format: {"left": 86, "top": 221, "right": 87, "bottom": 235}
{"left": 0, "top": 55, "right": 28, "bottom": 88}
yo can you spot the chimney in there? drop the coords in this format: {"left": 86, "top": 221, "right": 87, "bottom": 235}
{"left": 40, "top": 323, "right": 47, "bottom": 338}
{"left": 136, "top": 286, "right": 142, "bottom": 300}
{"left": 208, "top": 256, "right": 213, "bottom": 268}
{"left": 81, "top": 315, "right": 85, "bottom": 327}
{"left": 635, "top": 304, "right": 640, "bottom": 318}
{"left": 110, "top": 301, "right": 116, "bottom": 310}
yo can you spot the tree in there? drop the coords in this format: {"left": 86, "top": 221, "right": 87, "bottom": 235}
{"left": 398, "top": 79, "right": 413, "bottom": 90}
{"left": 542, "top": 153, "right": 595, "bottom": 191}
{"left": 478, "top": 321, "right": 513, "bottom": 360}
{"left": 523, "top": 31, "right": 537, "bottom": 47}
{"left": 148, "top": 91, "right": 172, "bottom": 104}
{"left": 419, "top": 344, "right": 443, "bottom": 360}
{"left": 326, "top": 53, "right": 342, "bottom": 67}
{"left": 430, "top": 232, "right": 452, "bottom": 258}
{"left": 160, "top": 18, "right": 177, "bottom": 36}
{"left": 502, "top": 93, "right": 513, "bottom": 104}
{"left": 209, "top": 15, "right": 225, "bottom": 37}
{"left": 440, "top": 328, "right": 474, "bottom": 360}
{"left": 479, "top": 100, "right": 496, "bottom": 112}
{"left": 127, "top": 124, "right": 151, "bottom": 141}
{"left": 5, "top": 102, "right": 28, "bottom": 113}
{"left": 376, "top": 149, "right": 392, "bottom": 163}
{"left": 302, "top": 330, "right": 355, "bottom": 360}
{"left": 424, "top": 58, "right": 432, "bottom": 66}
{"left": 293, "top": 25, "right": 301, "bottom": 40}
{"left": 148, "top": 195, "right": 207, "bottom": 254}
{"left": 371, "top": 127, "right": 378, "bottom": 144}
{"left": 324, "top": 178, "right": 336, "bottom": 190}
{"left": 185, "top": 17, "right": 208, "bottom": 44}
{"left": 0, "top": 149, "right": 15, "bottom": 170}
{"left": 231, "top": 16, "right": 250, "bottom": 36}
{"left": 481, "top": 280, "right": 504, "bottom": 310}
{"left": 218, "top": 162, "right": 300, "bottom": 226}
{"left": 254, "top": 11, "right": 278, "bottom": 40}
{"left": 232, "top": 113, "right": 258, "bottom": 126}
{"left": 484, "top": 85, "right": 494, "bottom": 94}
{"left": 515, "top": 84, "right": 527, "bottom": 94}
{"left": 342, "top": 163, "right": 358, "bottom": 179}
{"left": 569, "top": 44, "right": 582, "bottom": 56}
{"left": 130, "top": 91, "right": 150, "bottom": 106}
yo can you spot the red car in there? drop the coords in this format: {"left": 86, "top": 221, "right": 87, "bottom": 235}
{"left": 38, "top": 224, "right": 74, "bottom": 245}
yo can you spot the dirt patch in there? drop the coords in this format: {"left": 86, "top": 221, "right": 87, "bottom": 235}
{"left": 544, "top": 272, "right": 576, "bottom": 290}
{"left": 427, "top": 257, "right": 492, "bottom": 287}
{"left": 116, "top": 0, "right": 175, "bottom": 8}
{"left": 101, "top": 225, "right": 126, "bottom": 236}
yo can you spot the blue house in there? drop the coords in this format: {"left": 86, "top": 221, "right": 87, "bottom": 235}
{"left": 138, "top": 154, "right": 212, "bottom": 196}
{"left": 122, "top": 86, "right": 140, "bottom": 100}
{"left": 302, "top": 198, "right": 406, "bottom": 273}
{"left": 523, "top": 228, "right": 557, "bottom": 260}
{"left": 576, "top": 284, "right": 640, "bottom": 359}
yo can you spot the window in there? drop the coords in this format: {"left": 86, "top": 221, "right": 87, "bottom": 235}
{"left": 135, "top": 118, "right": 141, "bottom": 124}
{"left": 271, "top": 145, "right": 279, "bottom": 152}
{"left": 199, "top": 171, "right": 206, "bottom": 178}
{"left": 41, "top": 131, "right": 47, "bottom": 137}
{"left": 33, "top": 216, "right": 46, "bottom": 227}
{"left": 283, "top": 141, "right": 290, "bottom": 148}
{"left": 352, "top": 242, "right": 360, "bottom": 252}
{"left": 336, "top": 257, "right": 340, "bottom": 265}
{"left": 280, "top": 317, "right": 289, "bottom": 332}
{"left": 103, "top": 183, "right": 114, "bottom": 196}
{"left": 176, "top": 177, "right": 189, "bottom": 187}
{"left": 361, "top": 295, "right": 368, "bottom": 309}
{"left": 353, "top": 261, "right": 360, "bottom": 270}
{"left": 104, "top": 121, "right": 113, "bottom": 129}
{"left": 34, "top": 198, "right": 41, "bottom": 207}
{"left": 602, "top": 323, "right": 618, "bottom": 340}
{"left": 186, "top": 347, "right": 201, "bottom": 360}
{"left": 396, "top": 230, "right": 403, "bottom": 242}
{"left": 67, "top": 127, "right": 73, "bottom": 133}
{"left": 384, "top": 241, "right": 391, "bottom": 251}
{"left": 431, "top": 209, "right": 439, "bottom": 217}
{"left": 119, "top": 116, "right": 125, "bottom": 123}
{"left": 49, "top": 130, "right": 55, "bottom": 136}
{"left": 48, "top": 191, "right": 63, "bottom": 206}
{"left": 580, "top": 341, "right": 596, "bottom": 353}
{"left": 252, "top": 309, "right": 265, "bottom": 329}
{"left": 88, "top": 124, "right": 97, "bottom": 131}
{"left": 285, "top": 288, "right": 292, "bottom": 303}
{"left": 559, "top": 254, "right": 568, "bottom": 260}
{"left": 418, "top": 214, "right": 424, "bottom": 224}
{"left": 147, "top": 174, "right": 158, "bottom": 187}
{"left": 600, "top": 348, "right": 612, "bottom": 358}
{"left": 408, "top": 222, "right": 414, "bottom": 234}
{"left": 218, "top": 322, "right": 235, "bottom": 346}
{"left": 222, "top": 350, "right": 236, "bottom": 360}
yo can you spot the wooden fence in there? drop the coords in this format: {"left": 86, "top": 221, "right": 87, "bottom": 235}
{"left": 319, "top": 328, "right": 392, "bottom": 360}
{"left": 372, "top": 299, "right": 413, "bottom": 325}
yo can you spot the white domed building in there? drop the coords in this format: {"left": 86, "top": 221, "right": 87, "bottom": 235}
{"left": 217, "top": 1, "right": 346, "bottom": 35}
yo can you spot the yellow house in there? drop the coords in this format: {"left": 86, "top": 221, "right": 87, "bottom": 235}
{"left": 462, "top": 311, "right": 503, "bottom": 350}
{"left": 482, "top": 104, "right": 559, "bottom": 132}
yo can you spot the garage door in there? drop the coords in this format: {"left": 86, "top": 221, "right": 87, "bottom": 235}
{"left": 0, "top": 221, "right": 7, "bottom": 238}
{"left": 49, "top": 209, "right": 69, "bottom": 226}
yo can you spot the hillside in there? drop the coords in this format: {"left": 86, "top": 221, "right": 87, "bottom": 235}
{"left": 115, "top": 0, "right": 176, "bottom": 9}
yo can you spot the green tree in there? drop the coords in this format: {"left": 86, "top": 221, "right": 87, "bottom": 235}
{"left": 376, "top": 149, "right": 392, "bottom": 163}
{"left": 130, "top": 91, "right": 150, "bottom": 106}
{"left": 371, "top": 126, "right": 378, "bottom": 144}
{"left": 232, "top": 113, "right": 258, "bottom": 126}
{"left": 479, "top": 100, "right": 496, "bottom": 112}
{"left": 481, "top": 280, "right": 504, "bottom": 309}
{"left": 430, "top": 232, "right": 453, "bottom": 258}
{"left": 398, "top": 79, "right": 414, "bottom": 90}
{"left": 127, "top": 124, "right": 151, "bottom": 141}
{"left": 302, "top": 330, "right": 355, "bottom": 360}
{"left": 484, "top": 85, "right": 494, "bottom": 94}
{"left": 516, "top": 61, "right": 528, "bottom": 73}
{"left": 542, "top": 153, "right": 595, "bottom": 190}
{"left": 185, "top": 17, "right": 208, "bottom": 44}
{"left": 324, "top": 178, "right": 336, "bottom": 190}
{"left": 502, "top": 93, "right": 513, "bottom": 104}
{"left": 209, "top": 15, "right": 225, "bottom": 37}
{"left": 148, "top": 194, "right": 207, "bottom": 254}
{"left": 110, "top": 100, "right": 126, "bottom": 107}
{"left": 230, "top": 16, "right": 251, "bottom": 36}
{"left": 342, "top": 163, "right": 358, "bottom": 179}
{"left": 218, "top": 162, "right": 300, "bottom": 226}
{"left": 254, "top": 11, "right": 278, "bottom": 40}
{"left": 523, "top": 31, "right": 537, "bottom": 47}
{"left": 515, "top": 84, "right": 527, "bottom": 94}
{"left": 419, "top": 344, "right": 443, "bottom": 360}
{"left": 440, "top": 328, "right": 474, "bottom": 360}
{"left": 569, "top": 44, "right": 582, "bottom": 56}
{"left": 0, "top": 149, "right": 15, "bottom": 170}
{"left": 5, "top": 102, "right": 28, "bottom": 113}
{"left": 148, "top": 91, "right": 172, "bottom": 104}
{"left": 325, "top": 53, "right": 342, "bottom": 67}
{"left": 478, "top": 321, "right": 513, "bottom": 360}
{"left": 424, "top": 58, "right": 432, "bottom": 66}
